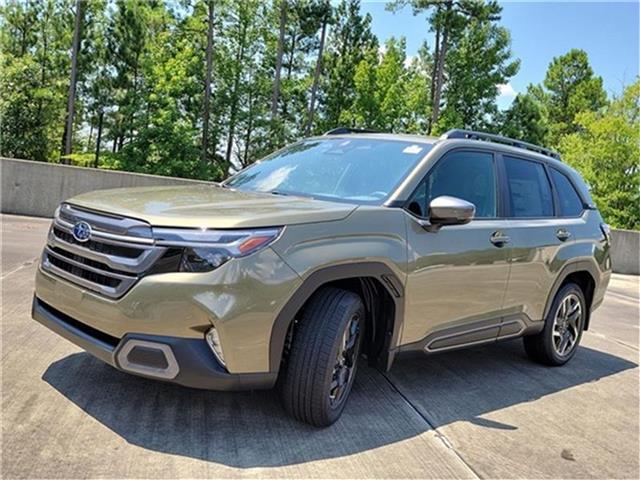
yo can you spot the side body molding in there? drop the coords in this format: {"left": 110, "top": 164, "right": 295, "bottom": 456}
{"left": 268, "top": 262, "right": 405, "bottom": 373}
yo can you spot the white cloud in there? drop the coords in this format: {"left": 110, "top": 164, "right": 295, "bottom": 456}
{"left": 497, "top": 82, "right": 517, "bottom": 98}
{"left": 403, "top": 55, "right": 415, "bottom": 68}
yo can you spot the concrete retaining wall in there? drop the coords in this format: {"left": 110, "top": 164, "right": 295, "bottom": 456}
{"left": 610, "top": 229, "right": 640, "bottom": 275}
{"left": 1, "top": 157, "right": 212, "bottom": 218}
{"left": 2, "top": 157, "right": 638, "bottom": 275}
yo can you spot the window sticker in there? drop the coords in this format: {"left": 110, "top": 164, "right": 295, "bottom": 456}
{"left": 402, "top": 145, "right": 423, "bottom": 154}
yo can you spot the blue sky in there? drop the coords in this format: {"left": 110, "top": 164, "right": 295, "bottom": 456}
{"left": 360, "top": 1, "right": 640, "bottom": 109}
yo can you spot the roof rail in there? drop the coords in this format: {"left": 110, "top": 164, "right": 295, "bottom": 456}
{"left": 324, "top": 127, "right": 379, "bottom": 135}
{"left": 441, "top": 129, "right": 561, "bottom": 160}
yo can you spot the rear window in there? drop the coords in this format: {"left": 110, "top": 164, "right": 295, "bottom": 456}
{"left": 550, "top": 168, "right": 584, "bottom": 217}
{"left": 504, "top": 156, "right": 554, "bottom": 218}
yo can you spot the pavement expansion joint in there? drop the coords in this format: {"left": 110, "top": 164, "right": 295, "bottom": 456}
{"left": 378, "top": 370, "right": 482, "bottom": 479}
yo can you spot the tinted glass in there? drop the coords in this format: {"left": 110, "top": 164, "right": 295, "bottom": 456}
{"left": 504, "top": 156, "right": 553, "bottom": 218}
{"left": 409, "top": 151, "right": 496, "bottom": 218}
{"left": 550, "top": 168, "right": 584, "bottom": 216}
{"left": 224, "top": 138, "right": 432, "bottom": 204}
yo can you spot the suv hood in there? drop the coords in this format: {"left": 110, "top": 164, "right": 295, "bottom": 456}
{"left": 67, "top": 184, "right": 357, "bottom": 229}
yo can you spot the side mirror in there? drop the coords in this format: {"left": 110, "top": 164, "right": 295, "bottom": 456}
{"left": 415, "top": 196, "right": 475, "bottom": 231}
{"left": 429, "top": 195, "right": 475, "bottom": 226}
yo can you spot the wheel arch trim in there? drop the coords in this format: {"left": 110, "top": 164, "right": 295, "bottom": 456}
{"left": 543, "top": 259, "right": 599, "bottom": 329}
{"left": 268, "top": 262, "right": 405, "bottom": 373}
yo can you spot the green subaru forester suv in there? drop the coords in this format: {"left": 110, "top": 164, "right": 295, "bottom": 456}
{"left": 33, "top": 129, "right": 611, "bottom": 426}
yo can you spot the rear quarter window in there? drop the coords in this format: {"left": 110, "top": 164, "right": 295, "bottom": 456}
{"left": 550, "top": 168, "right": 584, "bottom": 217}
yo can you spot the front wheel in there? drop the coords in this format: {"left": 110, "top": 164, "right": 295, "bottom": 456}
{"left": 523, "top": 282, "right": 586, "bottom": 366}
{"left": 280, "top": 287, "right": 364, "bottom": 427}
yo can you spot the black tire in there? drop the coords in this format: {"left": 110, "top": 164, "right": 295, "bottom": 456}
{"left": 523, "top": 282, "right": 586, "bottom": 366}
{"left": 280, "top": 287, "right": 365, "bottom": 427}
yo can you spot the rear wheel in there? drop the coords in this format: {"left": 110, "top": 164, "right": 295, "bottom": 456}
{"left": 280, "top": 287, "right": 364, "bottom": 427}
{"left": 523, "top": 283, "right": 586, "bottom": 366}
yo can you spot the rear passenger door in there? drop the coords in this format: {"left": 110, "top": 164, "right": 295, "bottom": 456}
{"left": 500, "top": 155, "right": 576, "bottom": 327}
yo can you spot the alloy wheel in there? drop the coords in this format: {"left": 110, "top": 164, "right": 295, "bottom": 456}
{"left": 552, "top": 293, "right": 583, "bottom": 356}
{"left": 329, "top": 313, "right": 361, "bottom": 407}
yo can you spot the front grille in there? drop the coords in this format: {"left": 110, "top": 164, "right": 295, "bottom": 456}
{"left": 50, "top": 246, "right": 131, "bottom": 276}
{"left": 52, "top": 227, "right": 143, "bottom": 258}
{"left": 47, "top": 253, "right": 121, "bottom": 288}
{"left": 41, "top": 204, "right": 167, "bottom": 299}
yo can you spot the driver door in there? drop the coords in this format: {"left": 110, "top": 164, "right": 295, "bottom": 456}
{"left": 401, "top": 149, "right": 512, "bottom": 351}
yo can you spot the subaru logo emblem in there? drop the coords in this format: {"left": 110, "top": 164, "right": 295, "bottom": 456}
{"left": 72, "top": 221, "right": 92, "bottom": 243}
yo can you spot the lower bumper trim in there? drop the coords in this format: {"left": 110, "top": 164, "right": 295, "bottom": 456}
{"left": 31, "top": 296, "right": 277, "bottom": 391}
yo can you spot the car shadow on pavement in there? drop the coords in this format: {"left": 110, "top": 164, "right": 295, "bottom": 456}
{"left": 42, "top": 340, "right": 636, "bottom": 468}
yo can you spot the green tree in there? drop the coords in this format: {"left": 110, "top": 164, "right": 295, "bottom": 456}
{"left": 319, "top": 0, "right": 377, "bottom": 131}
{"left": 346, "top": 37, "right": 431, "bottom": 133}
{"left": 559, "top": 81, "right": 640, "bottom": 230}
{"left": 433, "top": 13, "right": 519, "bottom": 133}
{"left": 116, "top": 0, "right": 221, "bottom": 180}
{"left": 305, "top": 0, "right": 331, "bottom": 135}
{"left": 0, "top": 0, "right": 72, "bottom": 162}
{"left": 543, "top": 49, "right": 607, "bottom": 144}
{"left": 387, "top": 0, "right": 505, "bottom": 132}
{"left": 221, "top": 0, "right": 271, "bottom": 169}
{"left": 496, "top": 92, "right": 548, "bottom": 145}
{"left": 403, "top": 41, "right": 433, "bottom": 134}
{"left": 350, "top": 38, "right": 409, "bottom": 131}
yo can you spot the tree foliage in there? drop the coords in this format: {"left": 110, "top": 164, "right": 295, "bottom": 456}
{"left": 0, "top": 1, "right": 637, "bottom": 228}
{"left": 496, "top": 93, "right": 548, "bottom": 145}
{"left": 542, "top": 48, "right": 608, "bottom": 143}
{"left": 559, "top": 81, "right": 640, "bottom": 230}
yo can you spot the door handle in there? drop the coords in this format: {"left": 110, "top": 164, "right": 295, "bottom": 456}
{"left": 490, "top": 231, "right": 510, "bottom": 247}
{"left": 556, "top": 228, "right": 572, "bottom": 241}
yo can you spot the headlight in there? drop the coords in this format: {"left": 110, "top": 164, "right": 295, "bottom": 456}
{"left": 152, "top": 227, "right": 282, "bottom": 273}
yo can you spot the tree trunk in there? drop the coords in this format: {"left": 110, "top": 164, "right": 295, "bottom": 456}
{"left": 305, "top": 16, "right": 328, "bottom": 136}
{"left": 87, "top": 123, "right": 93, "bottom": 150}
{"left": 281, "top": 31, "right": 297, "bottom": 120}
{"left": 94, "top": 110, "right": 104, "bottom": 168}
{"left": 35, "top": 8, "right": 50, "bottom": 161}
{"left": 243, "top": 74, "right": 255, "bottom": 168}
{"left": 270, "top": 0, "right": 287, "bottom": 121}
{"left": 286, "top": 33, "right": 296, "bottom": 81}
{"left": 430, "top": 1, "right": 452, "bottom": 131}
{"left": 201, "top": 0, "right": 215, "bottom": 163}
{"left": 427, "top": 19, "right": 441, "bottom": 134}
{"left": 333, "top": 26, "right": 351, "bottom": 126}
{"left": 225, "top": 21, "right": 248, "bottom": 165}
{"left": 63, "top": 0, "right": 83, "bottom": 156}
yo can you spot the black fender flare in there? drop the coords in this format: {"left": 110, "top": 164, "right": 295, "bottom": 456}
{"left": 542, "top": 259, "right": 599, "bottom": 330}
{"left": 268, "top": 262, "right": 405, "bottom": 373}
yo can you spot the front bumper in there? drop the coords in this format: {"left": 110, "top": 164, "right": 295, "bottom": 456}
{"left": 34, "top": 244, "right": 302, "bottom": 373}
{"left": 32, "top": 297, "right": 277, "bottom": 390}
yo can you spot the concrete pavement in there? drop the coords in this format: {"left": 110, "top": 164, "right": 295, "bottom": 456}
{"left": 2, "top": 214, "right": 638, "bottom": 479}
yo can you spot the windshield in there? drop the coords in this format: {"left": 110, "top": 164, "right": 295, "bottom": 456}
{"left": 224, "top": 137, "right": 433, "bottom": 204}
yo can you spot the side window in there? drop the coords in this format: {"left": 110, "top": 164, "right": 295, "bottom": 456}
{"left": 549, "top": 168, "right": 584, "bottom": 217}
{"left": 504, "top": 156, "right": 554, "bottom": 218}
{"left": 408, "top": 151, "right": 496, "bottom": 218}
